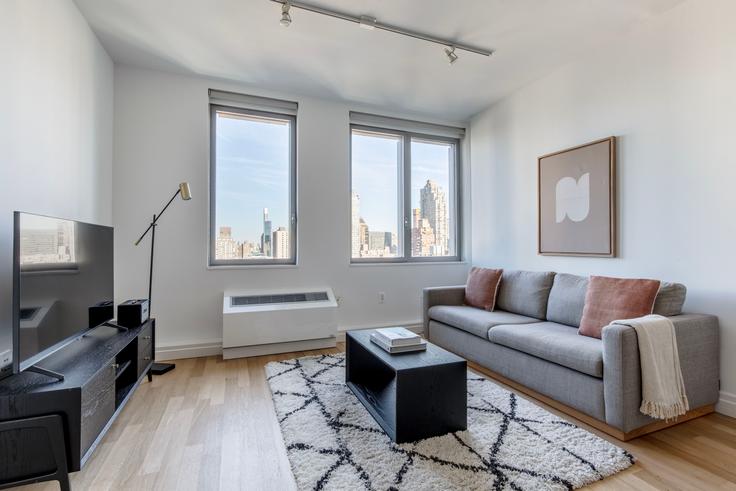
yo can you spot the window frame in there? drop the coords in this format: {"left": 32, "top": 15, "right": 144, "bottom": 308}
{"left": 209, "top": 103, "right": 297, "bottom": 267}
{"left": 349, "top": 124, "right": 462, "bottom": 264}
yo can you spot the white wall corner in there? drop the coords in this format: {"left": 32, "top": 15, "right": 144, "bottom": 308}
{"left": 716, "top": 391, "right": 736, "bottom": 418}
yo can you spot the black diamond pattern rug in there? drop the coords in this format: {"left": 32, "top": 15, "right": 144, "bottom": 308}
{"left": 266, "top": 353, "right": 634, "bottom": 490}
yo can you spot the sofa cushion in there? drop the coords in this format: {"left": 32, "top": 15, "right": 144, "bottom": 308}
{"left": 428, "top": 305, "right": 541, "bottom": 339}
{"left": 464, "top": 267, "right": 503, "bottom": 311}
{"left": 495, "top": 270, "right": 556, "bottom": 319}
{"left": 488, "top": 322, "right": 604, "bottom": 378}
{"left": 546, "top": 273, "right": 588, "bottom": 327}
{"left": 653, "top": 282, "right": 687, "bottom": 317}
{"left": 579, "top": 276, "right": 661, "bottom": 339}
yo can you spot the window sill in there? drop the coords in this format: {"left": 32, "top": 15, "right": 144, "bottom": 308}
{"left": 207, "top": 263, "right": 299, "bottom": 270}
{"left": 349, "top": 261, "right": 467, "bottom": 267}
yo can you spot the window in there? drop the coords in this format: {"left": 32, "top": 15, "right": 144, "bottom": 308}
{"left": 350, "top": 114, "right": 462, "bottom": 262}
{"left": 209, "top": 91, "right": 297, "bottom": 265}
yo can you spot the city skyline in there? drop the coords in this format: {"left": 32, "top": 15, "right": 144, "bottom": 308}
{"left": 215, "top": 207, "right": 291, "bottom": 260}
{"left": 352, "top": 178, "right": 451, "bottom": 258}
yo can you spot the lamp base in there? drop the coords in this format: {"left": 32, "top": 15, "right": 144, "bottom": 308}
{"left": 150, "top": 362, "right": 175, "bottom": 376}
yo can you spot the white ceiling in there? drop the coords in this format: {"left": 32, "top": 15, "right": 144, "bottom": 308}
{"left": 74, "top": 0, "right": 684, "bottom": 121}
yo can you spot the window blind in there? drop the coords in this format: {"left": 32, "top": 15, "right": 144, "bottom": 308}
{"left": 208, "top": 89, "right": 298, "bottom": 115}
{"left": 349, "top": 111, "right": 465, "bottom": 139}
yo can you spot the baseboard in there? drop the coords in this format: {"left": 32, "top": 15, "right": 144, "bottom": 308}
{"left": 336, "top": 321, "right": 423, "bottom": 342}
{"left": 155, "top": 320, "right": 425, "bottom": 360}
{"left": 155, "top": 339, "right": 223, "bottom": 361}
{"left": 716, "top": 391, "right": 736, "bottom": 418}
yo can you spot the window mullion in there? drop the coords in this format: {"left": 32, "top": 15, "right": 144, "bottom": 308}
{"left": 402, "top": 132, "right": 412, "bottom": 261}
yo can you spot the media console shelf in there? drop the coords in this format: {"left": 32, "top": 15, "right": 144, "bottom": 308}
{"left": 0, "top": 319, "right": 155, "bottom": 489}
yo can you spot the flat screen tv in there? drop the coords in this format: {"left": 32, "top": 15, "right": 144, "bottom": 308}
{"left": 12, "top": 212, "right": 114, "bottom": 374}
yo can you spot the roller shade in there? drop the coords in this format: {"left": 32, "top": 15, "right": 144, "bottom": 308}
{"left": 349, "top": 111, "right": 465, "bottom": 139}
{"left": 209, "top": 89, "right": 298, "bottom": 115}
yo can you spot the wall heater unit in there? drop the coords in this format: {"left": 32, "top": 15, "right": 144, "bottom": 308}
{"left": 222, "top": 288, "right": 338, "bottom": 359}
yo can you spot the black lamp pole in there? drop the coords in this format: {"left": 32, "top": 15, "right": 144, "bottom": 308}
{"left": 134, "top": 182, "right": 191, "bottom": 376}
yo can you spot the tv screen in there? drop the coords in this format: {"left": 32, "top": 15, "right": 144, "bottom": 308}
{"left": 13, "top": 212, "right": 114, "bottom": 373}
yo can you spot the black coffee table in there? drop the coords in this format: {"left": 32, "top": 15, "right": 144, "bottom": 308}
{"left": 345, "top": 329, "right": 467, "bottom": 443}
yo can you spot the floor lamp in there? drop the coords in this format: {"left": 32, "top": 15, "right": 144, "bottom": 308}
{"left": 134, "top": 182, "right": 192, "bottom": 376}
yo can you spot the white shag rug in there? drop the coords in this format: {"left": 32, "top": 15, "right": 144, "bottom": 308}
{"left": 266, "top": 354, "right": 634, "bottom": 491}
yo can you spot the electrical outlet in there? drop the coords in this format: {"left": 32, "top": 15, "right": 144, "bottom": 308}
{"left": 378, "top": 292, "right": 385, "bottom": 304}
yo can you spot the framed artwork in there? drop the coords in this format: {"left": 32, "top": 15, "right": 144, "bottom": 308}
{"left": 538, "top": 137, "right": 616, "bottom": 257}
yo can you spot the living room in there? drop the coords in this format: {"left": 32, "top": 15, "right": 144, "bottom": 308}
{"left": 0, "top": 0, "right": 734, "bottom": 489}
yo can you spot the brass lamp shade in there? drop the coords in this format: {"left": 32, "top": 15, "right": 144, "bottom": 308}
{"left": 179, "top": 182, "right": 192, "bottom": 200}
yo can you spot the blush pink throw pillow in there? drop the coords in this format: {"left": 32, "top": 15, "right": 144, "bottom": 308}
{"left": 465, "top": 267, "right": 503, "bottom": 311}
{"left": 579, "top": 275, "right": 661, "bottom": 339}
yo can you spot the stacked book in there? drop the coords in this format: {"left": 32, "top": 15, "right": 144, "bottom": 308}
{"left": 370, "top": 327, "right": 427, "bottom": 354}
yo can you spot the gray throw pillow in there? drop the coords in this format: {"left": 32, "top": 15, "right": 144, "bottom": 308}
{"left": 546, "top": 273, "right": 589, "bottom": 327}
{"left": 495, "top": 270, "right": 556, "bottom": 319}
{"left": 653, "top": 282, "right": 687, "bottom": 317}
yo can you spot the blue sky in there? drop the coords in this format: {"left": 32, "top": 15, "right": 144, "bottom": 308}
{"left": 215, "top": 114, "right": 452, "bottom": 242}
{"left": 215, "top": 112, "right": 290, "bottom": 243}
{"left": 352, "top": 133, "right": 452, "bottom": 233}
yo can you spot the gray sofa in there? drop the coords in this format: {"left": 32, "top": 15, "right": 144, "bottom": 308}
{"left": 423, "top": 270, "right": 720, "bottom": 436}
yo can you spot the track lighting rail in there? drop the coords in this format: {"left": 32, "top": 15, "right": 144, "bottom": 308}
{"left": 270, "top": 0, "right": 494, "bottom": 59}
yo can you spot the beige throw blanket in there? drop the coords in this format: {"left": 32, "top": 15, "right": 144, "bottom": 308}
{"left": 612, "top": 314, "right": 689, "bottom": 420}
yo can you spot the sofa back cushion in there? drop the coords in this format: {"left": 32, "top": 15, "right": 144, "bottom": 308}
{"left": 495, "top": 270, "right": 556, "bottom": 319}
{"left": 653, "top": 282, "right": 687, "bottom": 316}
{"left": 579, "top": 276, "right": 661, "bottom": 338}
{"left": 546, "top": 273, "right": 589, "bottom": 327}
{"left": 464, "top": 267, "right": 503, "bottom": 311}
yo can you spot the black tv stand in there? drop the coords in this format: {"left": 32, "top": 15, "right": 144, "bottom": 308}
{"left": 25, "top": 365, "right": 65, "bottom": 382}
{"left": 0, "top": 319, "right": 155, "bottom": 489}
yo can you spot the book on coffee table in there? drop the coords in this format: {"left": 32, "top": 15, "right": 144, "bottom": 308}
{"left": 370, "top": 333, "right": 427, "bottom": 354}
{"left": 373, "top": 327, "right": 421, "bottom": 347}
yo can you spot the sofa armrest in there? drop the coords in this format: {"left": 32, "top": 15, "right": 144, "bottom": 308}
{"left": 422, "top": 286, "right": 465, "bottom": 335}
{"left": 602, "top": 313, "right": 720, "bottom": 432}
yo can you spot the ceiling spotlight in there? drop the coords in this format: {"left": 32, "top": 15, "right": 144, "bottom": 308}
{"left": 444, "top": 46, "right": 458, "bottom": 65}
{"left": 280, "top": 1, "right": 292, "bottom": 27}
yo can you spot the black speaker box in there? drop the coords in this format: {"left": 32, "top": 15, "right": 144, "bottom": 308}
{"left": 117, "top": 299, "right": 150, "bottom": 328}
{"left": 88, "top": 300, "right": 114, "bottom": 328}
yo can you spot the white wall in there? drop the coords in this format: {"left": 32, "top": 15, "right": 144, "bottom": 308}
{"left": 0, "top": 0, "right": 114, "bottom": 374}
{"left": 113, "top": 66, "right": 470, "bottom": 358}
{"left": 470, "top": 0, "right": 736, "bottom": 416}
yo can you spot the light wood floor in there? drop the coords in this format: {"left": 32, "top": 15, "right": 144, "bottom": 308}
{"left": 16, "top": 343, "right": 736, "bottom": 491}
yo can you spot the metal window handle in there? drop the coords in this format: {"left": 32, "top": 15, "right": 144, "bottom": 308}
{"left": 143, "top": 336, "right": 152, "bottom": 340}
{"left": 112, "top": 363, "right": 120, "bottom": 370}
{"left": 144, "top": 356, "right": 151, "bottom": 361}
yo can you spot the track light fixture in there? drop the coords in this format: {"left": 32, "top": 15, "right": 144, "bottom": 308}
{"left": 444, "top": 46, "right": 458, "bottom": 65}
{"left": 271, "top": 0, "right": 493, "bottom": 62}
{"left": 280, "top": 1, "right": 292, "bottom": 27}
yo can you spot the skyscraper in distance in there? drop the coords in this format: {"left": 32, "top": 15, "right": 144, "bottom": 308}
{"left": 261, "top": 207, "right": 272, "bottom": 257}
{"left": 216, "top": 226, "right": 239, "bottom": 259}
{"left": 272, "top": 227, "right": 290, "bottom": 259}
{"left": 420, "top": 180, "right": 448, "bottom": 255}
